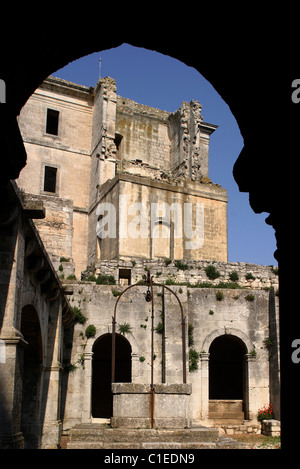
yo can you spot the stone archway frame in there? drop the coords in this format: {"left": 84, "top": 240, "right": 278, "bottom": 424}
{"left": 111, "top": 274, "right": 187, "bottom": 386}
{"left": 111, "top": 274, "right": 188, "bottom": 429}
{"left": 201, "top": 327, "right": 254, "bottom": 355}
{"left": 200, "top": 328, "right": 255, "bottom": 422}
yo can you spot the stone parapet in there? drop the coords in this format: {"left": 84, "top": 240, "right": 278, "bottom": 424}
{"left": 91, "top": 257, "right": 279, "bottom": 291}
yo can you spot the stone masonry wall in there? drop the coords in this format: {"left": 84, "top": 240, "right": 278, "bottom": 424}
{"left": 85, "top": 258, "right": 279, "bottom": 291}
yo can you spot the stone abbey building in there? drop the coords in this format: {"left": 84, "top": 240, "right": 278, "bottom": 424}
{"left": 0, "top": 75, "right": 279, "bottom": 448}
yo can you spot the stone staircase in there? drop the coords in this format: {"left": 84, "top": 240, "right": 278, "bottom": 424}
{"left": 209, "top": 400, "right": 245, "bottom": 425}
{"left": 65, "top": 423, "right": 246, "bottom": 449}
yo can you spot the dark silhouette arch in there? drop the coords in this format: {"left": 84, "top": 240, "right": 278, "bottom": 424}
{"left": 20, "top": 305, "right": 43, "bottom": 448}
{"left": 92, "top": 333, "right": 131, "bottom": 418}
{"left": 209, "top": 334, "right": 247, "bottom": 400}
{"left": 1, "top": 29, "right": 296, "bottom": 447}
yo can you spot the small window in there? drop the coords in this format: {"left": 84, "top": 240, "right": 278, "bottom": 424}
{"left": 44, "top": 166, "right": 57, "bottom": 193}
{"left": 114, "top": 133, "right": 123, "bottom": 159}
{"left": 119, "top": 269, "right": 131, "bottom": 286}
{"left": 46, "top": 109, "right": 59, "bottom": 135}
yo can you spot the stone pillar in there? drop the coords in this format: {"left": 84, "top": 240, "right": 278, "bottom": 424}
{"left": 0, "top": 209, "right": 26, "bottom": 448}
{"left": 40, "top": 298, "right": 62, "bottom": 448}
{"left": 40, "top": 364, "right": 63, "bottom": 449}
{"left": 200, "top": 353, "right": 210, "bottom": 420}
{"left": 0, "top": 337, "right": 27, "bottom": 448}
{"left": 82, "top": 352, "right": 93, "bottom": 423}
{"left": 245, "top": 353, "right": 256, "bottom": 421}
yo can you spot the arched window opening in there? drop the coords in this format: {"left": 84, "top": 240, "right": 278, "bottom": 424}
{"left": 209, "top": 334, "right": 247, "bottom": 400}
{"left": 92, "top": 333, "right": 131, "bottom": 419}
{"left": 20, "top": 305, "right": 43, "bottom": 449}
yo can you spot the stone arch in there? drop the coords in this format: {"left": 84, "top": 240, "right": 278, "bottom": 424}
{"left": 209, "top": 334, "right": 247, "bottom": 400}
{"left": 202, "top": 327, "right": 253, "bottom": 355}
{"left": 201, "top": 328, "right": 253, "bottom": 421}
{"left": 91, "top": 332, "right": 132, "bottom": 418}
{"left": 20, "top": 304, "right": 43, "bottom": 448}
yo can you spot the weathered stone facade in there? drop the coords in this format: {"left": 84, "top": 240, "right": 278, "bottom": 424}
{"left": 1, "top": 74, "right": 280, "bottom": 448}
{"left": 0, "top": 182, "right": 73, "bottom": 448}
{"left": 17, "top": 76, "right": 226, "bottom": 275}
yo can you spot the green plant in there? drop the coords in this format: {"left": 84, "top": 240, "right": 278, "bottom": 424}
{"left": 257, "top": 403, "right": 273, "bottom": 422}
{"left": 58, "top": 264, "right": 63, "bottom": 271}
{"left": 229, "top": 271, "right": 239, "bottom": 281}
{"left": 118, "top": 323, "right": 132, "bottom": 335}
{"left": 85, "top": 324, "right": 96, "bottom": 339}
{"left": 71, "top": 306, "right": 87, "bottom": 324}
{"left": 60, "top": 257, "right": 70, "bottom": 262}
{"left": 245, "top": 294, "right": 255, "bottom": 302}
{"left": 188, "top": 324, "right": 194, "bottom": 347}
{"left": 174, "top": 260, "right": 189, "bottom": 271}
{"left": 86, "top": 275, "right": 97, "bottom": 282}
{"left": 164, "top": 258, "right": 172, "bottom": 266}
{"left": 205, "top": 265, "right": 221, "bottom": 280}
{"left": 112, "top": 288, "right": 122, "bottom": 297}
{"left": 96, "top": 274, "right": 116, "bottom": 285}
{"left": 189, "top": 349, "right": 200, "bottom": 372}
{"left": 67, "top": 274, "right": 76, "bottom": 280}
{"left": 165, "top": 278, "right": 176, "bottom": 285}
{"left": 215, "top": 291, "right": 224, "bottom": 301}
{"left": 245, "top": 272, "right": 256, "bottom": 280}
{"left": 155, "top": 322, "right": 164, "bottom": 334}
{"left": 263, "top": 337, "right": 273, "bottom": 358}
{"left": 209, "top": 309, "right": 214, "bottom": 315}
{"left": 139, "top": 356, "right": 145, "bottom": 363}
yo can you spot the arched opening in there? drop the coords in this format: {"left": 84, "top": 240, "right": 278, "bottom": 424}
{"left": 92, "top": 333, "right": 131, "bottom": 418}
{"left": 209, "top": 334, "right": 246, "bottom": 399}
{"left": 209, "top": 334, "right": 247, "bottom": 422}
{"left": 20, "top": 305, "right": 43, "bottom": 449}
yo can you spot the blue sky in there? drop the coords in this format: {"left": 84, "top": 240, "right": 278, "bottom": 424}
{"left": 53, "top": 43, "right": 277, "bottom": 267}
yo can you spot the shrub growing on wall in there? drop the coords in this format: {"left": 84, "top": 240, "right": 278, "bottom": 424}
{"left": 205, "top": 265, "right": 221, "bottom": 280}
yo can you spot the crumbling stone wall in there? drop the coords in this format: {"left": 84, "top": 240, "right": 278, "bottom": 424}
{"left": 84, "top": 257, "right": 279, "bottom": 291}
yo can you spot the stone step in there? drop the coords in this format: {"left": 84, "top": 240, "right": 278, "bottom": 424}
{"left": 209, "top": 411, "right": 244, "bottom": 420}
{"left": 209, "top": 399, "right": 244, "bottom": 412}
{"left": 209, "top": 418, "right": 245, "bottom": 425}
{"left": 69, "top": 425, "right": 219, "bottom": 443}
{"left": 209, "top": 400, "right": 244, "bottom": 423}
{"left": 66, "top": 424, "right": 245, "bottom": 449}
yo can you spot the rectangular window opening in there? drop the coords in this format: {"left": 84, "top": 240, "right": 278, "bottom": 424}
{"left": 44, "top": 166, "right": 57, "bottom": 193}
{"left": 119, "top": 269, "right": 131, "bottom": 286}
{"left": 46, "top": 108, "right": 59, "bottom": 135}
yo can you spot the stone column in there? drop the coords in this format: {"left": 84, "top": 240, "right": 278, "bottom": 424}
{"left": 40, "top": 298, "right": 63, "bottom": 448}
{"left": 40, "top": 364, "right": 63, "bottom": 449}
{"left": 0, "top": 336, "right": 27, "bottom": 448}
{"left": 200, "top": 353, "right": 210, "bottom": 420}
{"left": 245, "top": 353, "right": 256, "bottom": 421}
{"left": 0, "top": 209, "right": 26, "bottom": 448}
{"left": 82, "top": 351, "right": 93, "bottom": 423}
